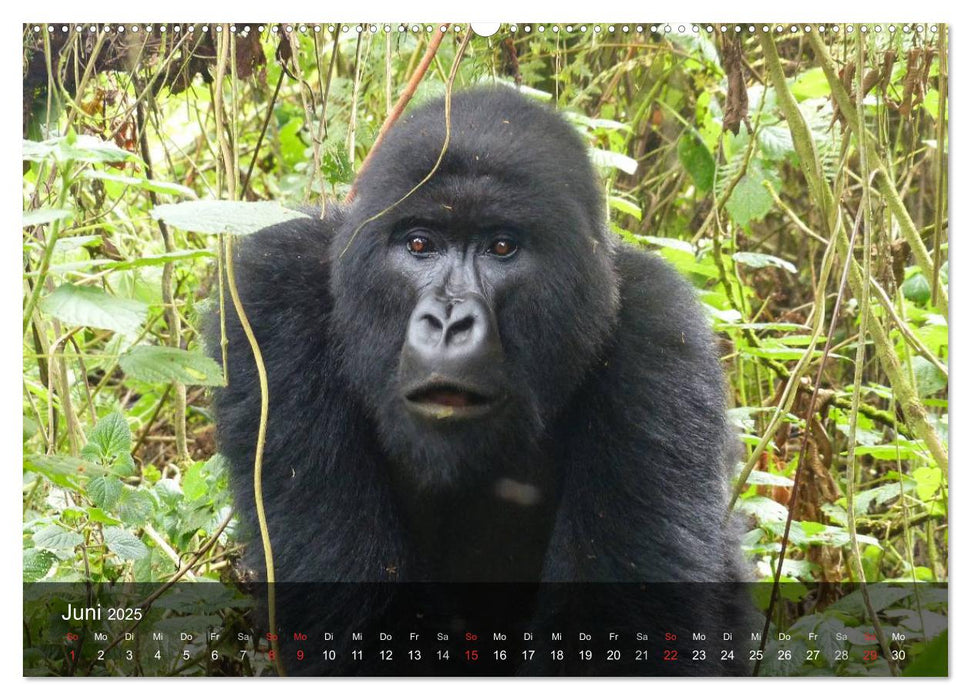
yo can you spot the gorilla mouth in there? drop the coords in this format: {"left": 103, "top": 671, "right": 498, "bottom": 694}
{"left": 404, "top": 382, "right": 500, "bottom": 419}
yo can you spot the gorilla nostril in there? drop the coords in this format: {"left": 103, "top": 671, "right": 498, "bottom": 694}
{"left": 417, "top": 314, "right": 444, "bottom": 345}
{"left": 422, "top": 314, "right": 444, "bottom": 331}
{"left": 445, "top": 315, "right": 475, "bottom": 345}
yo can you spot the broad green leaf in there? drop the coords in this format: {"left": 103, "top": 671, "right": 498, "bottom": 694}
{"left": 87, "top": 476, "right": 123, "bottom": 510}
{"left": 669, "top": 32, "right": 720, "bottom": 68}
{"left": 629, "top": 235, "right": 694, "bottom": 253}
{"left": 23, "top": 208, "right": 74, "bottom": 227}
{"left": 85, "top": 507, "right": 122, "bottom": 525}
{"left": 852, "top": 441, "right": 924, "bottom": 461}
{"left": 39, "top": 284, "right": 148, "bottom": 337}
{"left": 726, "top": 173, "right": 774, "bottom": 226}
{"left": 23, "top": 453, "right": 96, "bottom": 488}
{"left": 98, "top": 249, "right": 214, "bottom": 271}
{"left": 80, "top": 412, "right": 135, "bottom": 477}
{"left": 738, "top": 470, "right": 795, "bottom": 488}
{"left": 589, "top": 148, "right": 638, "bottom": 175}
{"left": 733, "top": 251, "right": 797, "bottom": 273}
{"left": 912, "top": 356, "right": 947, "bottom": 397}
{"left": 735, "top": 495, "right": 788, "bottom": 523}
{"left": 52, "top": 235, "right": 101, "bottom": 253}
{"left": 913, "top": 466, "right": 942, "bottom": 501}
{"left": 24, "top": 549, "right": 57, "bottom": 582}
{"left": 790, "top": 67, "right": 831, "bottom": 100}
{"left": 608, "top": 196, "right": 642, "bottom": 221}
{"left": 564, "top": 111, "right": 631, "bottom": 132}
{"left": 118, "top": 489, "right": 155, "bottom": 526}
{"left": 800, "top": 521, "right": 825, "bottom": 536}
{"left": 778, "top": 335, "right": 820, "bottom": 347}
{"left": 103, "top": 527, "right": 149, "bottom": 561}
{"left": 120, "top": 346, "right": 225, "bottom": 386}
{"left": 740, "top": 346, "right": 828, "bottom": 361}
{"left": 764, "top": 520, "right": 880, "bottom": 549}
{"left": 155, "top": 478, "right": 183, "bottom": 505}
{"left": 677, "top": 132, "right": 715, "bottom": 192}
{"left": 83, "top": 170, "right": 197, "bottom": 198}
{"left": 903, "top": 631, "right": 948, "bottom": 677}
{"left": 83, "top": 412, "right": 132, "bottom": 458}
{"left": 182, "top": 461, "right": 209, "bottom": 502}
{"left": 757, "top": 125, "right": 795, "bottom": 161}
{"left": 902, "top": 272, "right": 932, "bottom": 304}
{"left": 151, "top": 200, "right": 310, "bottom": 236}
{"left": 23, "top": 134, "right": 138, "bottom": 164}
{"left": 916, "top": 322, "right": 948, "bottom": 359}
{"left": 33, "top": 525, "right": 83, "bottom": 551}
{"left": 828, "top": 586, "right": 913, "bottom": 616}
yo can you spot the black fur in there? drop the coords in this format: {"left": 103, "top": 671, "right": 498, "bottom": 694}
{"left": 209, "top": 87, "right": 751, "bottom": 674}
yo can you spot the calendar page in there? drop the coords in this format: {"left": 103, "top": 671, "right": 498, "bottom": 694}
{"left": 22, "top": 21, "right": 948, "bottom": 678}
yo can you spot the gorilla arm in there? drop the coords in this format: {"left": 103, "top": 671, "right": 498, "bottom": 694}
{"left": 542, "top": 246, "right": 740, "bottom": 584}
{"left": 211, "top": 207, "right": 406, "bottom": 582}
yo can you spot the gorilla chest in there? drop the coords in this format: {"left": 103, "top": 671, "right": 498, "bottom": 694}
{"left": 395, "top": 465, "right": 559, "bottom": 582}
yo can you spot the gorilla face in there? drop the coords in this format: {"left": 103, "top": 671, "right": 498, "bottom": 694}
{"left": 330, "top": 89, "right": 620, "bottom": 488}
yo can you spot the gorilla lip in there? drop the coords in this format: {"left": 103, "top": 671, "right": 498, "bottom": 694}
{"left": 404, "top": 381, "right": 500, "bottom": 419}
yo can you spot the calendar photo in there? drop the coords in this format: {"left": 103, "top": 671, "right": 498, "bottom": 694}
{"left": 21, "top": 21, "right": 948, "bottom": 677}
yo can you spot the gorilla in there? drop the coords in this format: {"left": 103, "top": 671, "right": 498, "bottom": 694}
{"left": 210, "top": 87, "right": 751, "bottom": 675}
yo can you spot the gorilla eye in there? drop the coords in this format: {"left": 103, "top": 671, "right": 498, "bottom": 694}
{"left": 406, "top": 235, "right": 435, "bottom": 256}
{"left": 488, "top": 239, "right": 518, "bottom": 257}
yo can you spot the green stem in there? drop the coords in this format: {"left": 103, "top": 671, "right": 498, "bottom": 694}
{"left": 23, "top": 165, "right": 74, "bottom": 335}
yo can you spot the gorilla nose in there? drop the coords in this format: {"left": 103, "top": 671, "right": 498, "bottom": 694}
{"left": 401, "top": 292, "right": 505, "bottom": 418}
{"left": 407, "top": 294, "right": 500, "bottom": 362}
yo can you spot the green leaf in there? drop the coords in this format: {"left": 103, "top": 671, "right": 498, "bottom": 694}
{"left": 912, "top": 356, "right": 947, "bottom": 397}
{"left": 23, "top": 134, "right": 138, "bottom": 164}
{"left": 733, "top": 251, "right": 797, "bottom": 273}
{"left": 852, "top": 479, "right": 915, "bottom": 513}
{"left": 120, "top": 346, "right": 226, "bottom": 386}
{"left": 24, "top": 548, "right": 57, "bottom": 581}
{"left": 764, "top": 520, "right": 881, "bottom": 549}
{"left": 757, "top": 125, "right": 795, "bottom": 161}
{"left": 677, "top": 132, "right": 715, "bottom": 192}
{"left": 589, "top": 148, "right": 638, "bottom": 175}
{"left": 97, "top": 249, "right": 214, "bottom": 271}
{"left": 735, "top": 495, "right": 788, "bottom": 523}
{"left": 564, "top": 112, "right": 632, "bottom": 132}
{"left": 81, "top": 412, "right": 133, "bottom": 472}
{"left": 33, "top": 525, "right": 84, "bottom": 551}
{"left": 800, "top": 521, "right": 826, "bottom": 536}
{"left": 23, "top": 208, "right": 74, "bottom": 227}
{"left": 740, "top": 346, "right": 827, "bottom": 361}
{"left": 726, "top": 172, "right": 775, "bottom": 226}
{"left": 155, "top": 478, "right": 184, "bottom": 505}
{"left": 85, "top": 507, "right": 122, "bottom": 526}
{"left": 790, "top": 67, "right": 831, "bottom": 100}
{"left": 738, "top": 470, "right": 795, "bottom": 488}
{"left": 608, "top": 196, "right": 642, "bottom": 221}
{"left": 103, "top": 527, "right": 149, "bottom": 561}
{"left": 628, "top": 235, "right": 694, "bottom": 253}
{"left": 151, "top": 201, "right": 310, "bottom": 236}
{"left": 23, "top": 453, "right": 95, "bottom": 489}
{"left": 902, "top": 272, "right": 932, "bottom": 304}
{"left": 913, "top": 466, "right": 942, "bottom": 501}
{"left": 903, "top": 631, "right": 947, "bottom": 677}
{"left": 852, "top": 441, "right": 923, "bottom": 460}
{"left": 87, "top": 475, "right": 123, "bottom": 509}
{"left": 182, "top": 461, "right": 209, "bottom": 502}
{"left": 39, "top": 284, "right": 148, "bottom": 337}
{"left": 83, "top": 170, "right": 197, "bottom": 198}
{"left": 118, "top": 489, "right": 155, "bottom": 526}
{"left": 828, "top": 586, "right": 913, "bottom": 616}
